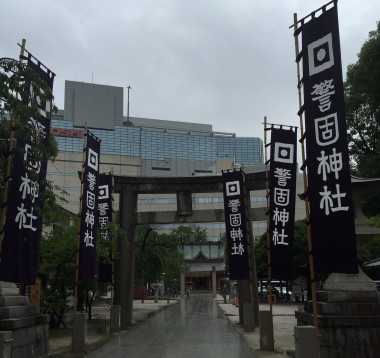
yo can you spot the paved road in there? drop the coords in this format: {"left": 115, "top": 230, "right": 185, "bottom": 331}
{"left": 86, "top": 294, "right": 254, "bottom": 358}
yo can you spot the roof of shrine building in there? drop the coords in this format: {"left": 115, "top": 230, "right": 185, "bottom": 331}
{"left": 364, "top": 258, "right": 380, "bottom": 268}
{"left": 187, "top": 262, "right": 225, "bottom": 272}
{"left": 180, "top": 242, "right": 225, "bottom": 273}
{"left": 351, "top": 176, "right": 380, "bottom": 184}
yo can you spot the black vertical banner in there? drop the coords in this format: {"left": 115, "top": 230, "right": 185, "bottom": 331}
{"left": 222, "top": 170, "right": 250, "bottom": 280}
{"left": 268, "top": 128, "right": 297, "bottom": 280}
{"left": 300, "top": 4, "right": 358, "bottom": 274}
{"left": 0, "top": 54, "right": 54, "bottom": 284}
{"left": 98, "top": 173, "right": 113, "bottom": 283}
{"left": 79, "top": 131, "right": 101, "bottom": 280}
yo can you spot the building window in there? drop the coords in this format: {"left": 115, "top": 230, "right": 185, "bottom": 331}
{"left": 152, "top": 167, "right": 171, "bottom": 171}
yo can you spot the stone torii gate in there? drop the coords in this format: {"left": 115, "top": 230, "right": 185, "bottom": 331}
{"left": 112, "top": 172, "right": 380, "bottom": 330}
{"left": 113, "top": 171, "right": 266, "bottom": 329}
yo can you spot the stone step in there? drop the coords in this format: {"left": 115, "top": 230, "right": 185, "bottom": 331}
{"left": 0, "top": 314, "right": 49, "bottom": 330}
{"left": 320, "top": 343, "right": 380, "bottom": 358}
{"left": 316, "top": 290, "right": 378, "bottom": 303}
{"left": 0, "top": 286, "right": 20, "bottom": 296}
{"left": 304, "top": 301, "right": 380, "bottom": 316}
{"left": 0, "top": 281, "right": 18, "bottom": 288}
{"left": 319, "top": 326, "right": 380, "bottom": 346}
{"left": 297, "top": 309, "right": 380, "bottom": 358}
{"left": 0, "top": 296, "right": 29, "bottom": 307}
{"left": 0, "top": 305, "right": 40, "bottom": 319}
{"left": 296, "top": 310, "right": 380, "bottom": 327}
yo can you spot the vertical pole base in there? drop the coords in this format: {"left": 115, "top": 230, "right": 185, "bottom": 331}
{"left": 259, "top": 310, "right": 274, "bottom": 351}
{"left": 72, "top": 313, "right": 87, "bottom": 354}
{"left": 110, "top": 305, "right": 120, "bottom": 333}
{"left": 244, "top": 303, "right": 254, "bottom": 332}
{"left": 294, "top": 326, "right": 319, "bottom": 358}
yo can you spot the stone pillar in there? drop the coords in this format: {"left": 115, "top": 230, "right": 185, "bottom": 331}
{"left": 72, "top": 313, "right": 87, "bottom": 353}
{"left": 115, "top": 186, "right": 137, "bottom": 329}
{"left": 110, "top": 305, "right": 120, "bottom": 333}
{"left": 212, "top": 265, "right": 217, "bottom": 298}
{"left": 294, "top": 326, "right": 318, "bottom": 358}
{"left": 237, "top": 280, "right": 250, "bottom": 325}
{"left": 159, "top": 276, "right": 165, "bottom": 300}
{"left": 154, "top": 288, "right": 159, "bottom": 303}
{"left": 180, "top": 271, "right": 185, "bottom": 298}
{"left": 260, "top": 311, "right": 274, "bottom": 351}
{"left": 243, "top": 303, "right": 254, "bottom": 332}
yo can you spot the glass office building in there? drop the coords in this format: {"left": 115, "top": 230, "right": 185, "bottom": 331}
{"left": 47, "top": 81, "right": 267, "bottom": 241}
{"left": 51, "top": 114, "right": 263, "bottom": 177}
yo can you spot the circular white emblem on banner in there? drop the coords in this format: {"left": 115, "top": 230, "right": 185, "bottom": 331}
{"left": 98, "top": 184, "right": 109, "bottom": 199}
{"left": 308, "top": 33, "right": 335, "bottom": 76}
{"left": 274, "top": 143, "right": 294, "bottom": 164}
{"left": 226, "top": 181, "right": 240, "bottom": 196}
{"left": 88, "top": 148, "right": 99, "bottom": 171}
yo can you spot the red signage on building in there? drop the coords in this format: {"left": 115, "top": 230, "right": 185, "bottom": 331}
{"left": 50, "top": 127, "right": 84, "bottom": 138}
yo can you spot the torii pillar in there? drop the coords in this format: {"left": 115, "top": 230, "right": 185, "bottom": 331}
{"left": 113, "top": 185, "right": 137, "bottom": 329}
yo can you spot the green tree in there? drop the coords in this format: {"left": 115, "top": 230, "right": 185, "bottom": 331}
{"left": 365, "top": 215, "right": 380, "bottom": 228}
{"left": 345, "top": 21, "right": 380, "bottom": 179}
{"left": 171, "top": 225, "right": 208, "bottom": 243}
{"left": 134, "top": 226, "right": 183, "bottom": 289}
{"left": 358, "top": 235, "right": 380, "bottom": 280}
{"left": 358, "top": 216, "right": 380, "bottom": 277}
{"left": 254, "top": 236, "right": 268, "bottom": 282}
{"left": 134, "top": 226, "right": 160, "bottom": 285}
{"left": 77, "top": 223, "right": 120, "bottom": 320}
{"left": 0, "top": 57, "right": 65, "bottom": 219}
{"left": 39, "top": 220, "right": 120, "bottom": 326}
{"left": 39, "top": 221, "right": 77, "bottom": 328}
{"left": 219, "top": 232, "right": 229, "bottom": 277}
{"left": 0, "top": 57, "right": 57, "bottom": 169}
{"left": 254, "top": 220, "right": 308, "bottom": 282}
{"left": 292, "top": 219, "right": 309, "bottom": 280}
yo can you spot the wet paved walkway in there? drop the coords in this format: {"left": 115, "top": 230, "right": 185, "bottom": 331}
{"left": 86, "top": 294, "right": 254, "bottom": 358}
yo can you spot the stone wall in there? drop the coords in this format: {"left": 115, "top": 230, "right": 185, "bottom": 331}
{"left": 0, "top": 282, "right": 49, "bottom": 357}
{"left": 296, "top": 290, "right": 380, "bottom": 358}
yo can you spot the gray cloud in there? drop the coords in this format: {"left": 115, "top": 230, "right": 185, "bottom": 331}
{"left": 1, "top": 0, "right": 379, "bottom": 142}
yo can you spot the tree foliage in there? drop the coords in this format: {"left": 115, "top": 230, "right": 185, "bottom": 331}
{"left": 254, "top": 219, "right": 308, "bottom": 282}
{"left": 134, "top": 226, "right": 184, "bottom": 288}
{"left": 254, "top": 235, "right": 267, "bottom": 281}
{"left": 39, "top": 220, "right": 120, "bottom": 327}
{"left": 345, "top": 21, "right": 380, "bottom": 178}
{"left": 39, "top": 221, "right": 77, "bottom": 328}
{"left": 358, "top": 216, "right": 380, "bottom": 276}
{"left": 170, "top": 225, "right": 208, "bottom": 242}
{"left": 0, "top": 57, "right": 57, "bottom": 164}
{"left": 0, "top": 57, "right": 64, "bottom": 219}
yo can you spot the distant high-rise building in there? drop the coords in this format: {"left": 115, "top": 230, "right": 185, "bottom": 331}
{"left": 48, "top": 81, "right": 272, "bottom": 241}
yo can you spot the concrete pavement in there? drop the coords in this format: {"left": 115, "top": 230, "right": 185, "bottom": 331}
{"left": 216, "top": 295, "right": 299, "bottom": 357}
{"left": 48, "top": 298, "right": 182, "bottom": 357}
{"left": 47, "top": 294, "right": 299, "bottom": 357}
{"left": 86, "top": 294, "right": 253, "bottom": 358}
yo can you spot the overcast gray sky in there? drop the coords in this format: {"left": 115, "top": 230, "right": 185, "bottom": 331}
{"left": 1, "top": 0, "right": 379, "bottom": 141}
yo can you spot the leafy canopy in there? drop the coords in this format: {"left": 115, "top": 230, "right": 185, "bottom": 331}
{"left": 0, "top": 57, "right": 63, "bottom": 217}
{"left": 345, "top": 22, "right": 380, "bottom": 178}
{"left": 134, "top": 225, "right": 184, "bottom": 286}
{"left": 170, "top": 225, "right": 208, "bottom": 242}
